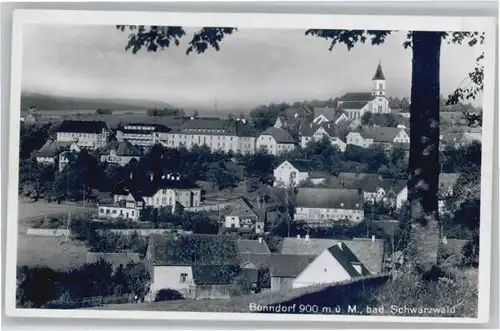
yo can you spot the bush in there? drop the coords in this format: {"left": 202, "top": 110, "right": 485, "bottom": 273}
{"left": 155, "top": 288, "right": 185, "bottom": 302}
{"left": 229, "top": 275, "right": 253, "bottom": 297}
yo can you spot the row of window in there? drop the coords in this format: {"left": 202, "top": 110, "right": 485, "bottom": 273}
{"left": 99, "top": 207, "right": 136, "bottom": 217}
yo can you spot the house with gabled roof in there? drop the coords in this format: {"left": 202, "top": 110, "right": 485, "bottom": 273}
{"left": 312, "top": 107, "right": 348, "bottom": 125}
{"left": 110, "top": 172, "right": 201, "bottom": 216}
{"left": 273, "top": 160, "right": 328, "bottom": 188}
{"left": 346, "top": 126, "right": 409, "bottom": 149}
{"left": 256, "top": 127, "right": 297, "bottom": 156}
{"left": 280, "top": 235, "right": 385, "bottom": 275}
{"left": 99, "top": 139, "right": 142, "bottom": 166}
{"left": 337, "top": 61, "right": 391, "bottom": 120}
{"left": 292, "top": 242, "right": 370, "bottom": 288}
{"left": 223, "top": 197, "right": 265, "bottom": 234}
{"left": 294, "top": 187, "right": 364, "bottom": 224}
{"left": 56, "top": 120, "right": 110, "bottom": 150}
{"left": 299, "top": 122, "right": 347, "bottom": 152}
{"left": 273, "top": 107, "right": 309, "bottom": 130}
{"left": 36, "top": 139, "right": 80, "bottom": 165}
{"left": 269, "top": 254, "right": 316, "bottom": 292}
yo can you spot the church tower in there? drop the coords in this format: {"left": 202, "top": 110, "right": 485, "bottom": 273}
{"left": 372, "top": 60, "right": 386, "bottom": 97}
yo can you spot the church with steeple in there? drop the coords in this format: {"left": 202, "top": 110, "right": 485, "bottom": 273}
{"left": 337, "top": 60, "right": 391, "bottom": 120}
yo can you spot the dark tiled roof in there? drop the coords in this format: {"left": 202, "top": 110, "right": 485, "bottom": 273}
{"left": 372, "top": 62, "right": 386, "bottom": 80}
{"left": 339, "top": 101, "right": 370, "bottom": 110}
{"left": 260, "top": 127, "right": 296, "bottom": 144}
{"left": 147, "top": 234, "right": 238, "bottom": 266}
{"left": 355, "top": 127, "right": 408, "bottom": 142}
{"left": 283, "top": 160, "right": 316, "bottom": 172}
{"left": 36, "top": 140, "right": 74, "bottom": 158}
{"left": 327, "top": 244, "right": 362, "bottom": 277}
{"left": 226, "top": 197, "right": 260, "bottom": 220}
{"left": 296, "top": 188, "right": 364, "bottom": 210}
{"left": 300, "top": 122, "right": 342, "bottom": 138}
{"left": 281, "top": 237, "right": 385, "bottom": 274}
{"left": 192, "top": 264, "right": 240, "bottom": 285}
{"left": 313, "top": 107, "right": 338, "bottom": 121}
{"left": 172, "top": 118, "right": 258, "bottom": 137}
{"left": 57, "top": 120, "right": 108, "bottom": 133}
{"left": 270, "top": 254, "right": 316, "bottom": 278}
{"left": 339, "top": 92, "right": 375, "bottom": 102}
{"left": 238, "top": 253, "right": 273, "bottom": 269}
{"left": 336, "top": 172, "right": 382, "bottom": 181}
{"left": 112, "top": 175, "right": 200, "bottom": 197}
{"left": 101, "top": 140, "right": 142, "bottom": 157}
{"left": 236, "top": 239, "right": 271, "bottom": 255}
{"left": 86, "top": 252, "right": 140, "bottom": 268}
{"left": 241, "top": 268, "right": 259, "bottom": 283}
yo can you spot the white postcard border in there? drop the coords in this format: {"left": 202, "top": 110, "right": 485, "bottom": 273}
{"left": 5, "top": 9, "right": 497, "bottom": 324}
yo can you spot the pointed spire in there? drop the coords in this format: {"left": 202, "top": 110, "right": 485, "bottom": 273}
{"left": 372, "top": 59, "right": 385, "bottom": 80}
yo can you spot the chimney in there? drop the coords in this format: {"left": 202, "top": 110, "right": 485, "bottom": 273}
{"left": 297, "top": 234, "right": 301, "bottom": 239}
{"left": 258, "top": 237, "right": 263, "bottom": 244}
{"left": 371, "top": 235, "right": 376, "bottom": 242}
{"left": 442, "top": 236, "right": 448, "bottom": 244}
{"left": 328, "top": 123, "right": 331, "bottom": 129}
{"left": 305, "top": 234, "right": 310, "bottom": 242}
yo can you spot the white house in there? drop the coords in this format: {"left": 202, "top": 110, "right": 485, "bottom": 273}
{"left": 292, "top": 242, "right": 368, "bottom": 289}
{"left": 116, "top": 123, "right": 171, "bottom": 148}
{"left": 148, "top": 264, "right": 195, "bottom": 301}
{"left": 356, "top": 179, "right": 407, "bottom": 205}
{"left": 56, "top": 120, "right": 110, "bottom": 150}
{"left": 224, "top": 197, "right": 265, "bottom": 234}
{"left": 346, "top": 127, "right": 410, "bottom": 149}
{"left": 299, "top": 122, "right": 347, "bottom": 152}
{"left": 312, "top": 107, "right": 348, "bottom": 125}
{"left": 336, "top": 61, "right": 391, "bottom": 120}
{"left": 100, "top": 139, "right": 142, "bottom": 166}
{"left": 273, "top": 160, "right": 327, "bottom": 188}
{"left": 294, "top": 187, "right": 364, "bottom": 224}
{"left": 98, "top": 191, "right": 145, "bottom": 221}
{"left": 113, "top": 173, "right": 202, "bottom": 211}
{"left": 256, "top": 127, "right": 297, "bottom": 156}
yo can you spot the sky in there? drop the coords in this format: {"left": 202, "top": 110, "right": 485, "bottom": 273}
{"left": 22, "top": 24, "right": 484, "bottom": 111}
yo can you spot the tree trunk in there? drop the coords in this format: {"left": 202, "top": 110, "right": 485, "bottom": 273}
{"left": 406, "top": 31, "right": 442, "bottom": 275}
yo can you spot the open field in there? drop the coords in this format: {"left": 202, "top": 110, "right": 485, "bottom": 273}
{"left": 17, "top": 200, "right": 94, "bottom": 233}
{"left": 17, "top": 234, "right": 89, "bottom": 271}
{"left": 15, "top": 200, "right": 94, "bottom": 270}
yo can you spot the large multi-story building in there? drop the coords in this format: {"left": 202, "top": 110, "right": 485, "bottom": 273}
{"left": 166, "top": 118, "right": 258, "bottom": 154}
{"left": 294, "top": 187, "right": 364, "bottom": 225}
{"left": 99, "top": 140, "right": 143, "bottom": 166}
{"left": 56, "top": 120, "right": 110, "bottom": 150}
{"left": 115, "top": 123, "right": 171, "bottom": 148}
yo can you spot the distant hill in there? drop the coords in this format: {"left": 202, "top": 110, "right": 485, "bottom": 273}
{"left": 20, "top": 92, "right": 174, "bottom": 111}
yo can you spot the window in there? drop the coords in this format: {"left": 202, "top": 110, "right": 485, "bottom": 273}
{"left": 180, "top": 273, "right": 188, "bottom": 283}
{"left": 131, "top": 211, "right": 135, "bottom": 216}
{"left": 99, "top": 208, "right": 104, "bottom": 213}
{"left": 112, "top": 210, "right": 117, "bottom": 214}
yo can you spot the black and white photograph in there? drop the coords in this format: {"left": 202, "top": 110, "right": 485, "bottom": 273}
{"left": 4, "top": 10, "right": 496, "bottom": 323}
